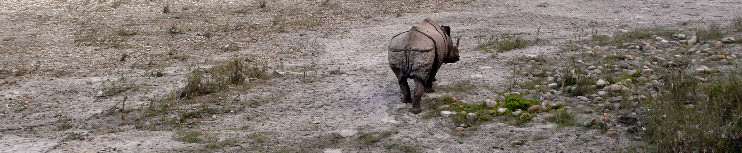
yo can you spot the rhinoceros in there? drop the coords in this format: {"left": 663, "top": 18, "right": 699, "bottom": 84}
{"left": 388, "top": 18, "right": 461, "bottom": 114}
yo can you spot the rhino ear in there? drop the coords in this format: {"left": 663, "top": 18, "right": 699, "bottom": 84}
{"left": 456, "top": 37, "right": 461, "bottom": 47}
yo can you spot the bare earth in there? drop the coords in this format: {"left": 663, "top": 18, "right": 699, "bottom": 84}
{"left": 1, "top": 0, "right": 741, "bottom": 152}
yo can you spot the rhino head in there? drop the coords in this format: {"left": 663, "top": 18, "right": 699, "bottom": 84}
{"left": 441, "top": 26, "right": 460, "bottom": 63}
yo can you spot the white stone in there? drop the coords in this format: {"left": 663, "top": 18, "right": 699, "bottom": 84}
{"left": 596, "top": 79, "right": 609, "bottom": 86}
{"left": 485, "top": 99, "right": 498, "bottom": 107}
{"left": 440, "top": 111, "right": 456, "bottom": 117}
{"left": 548, "top": 83, "right": 558, "bottom": 89}
{"left": 597, "top": 91, "right": 608, "bottom": 96}
{"left": 338, "top": 129, "right": 358, "bottom": 137}
{"left": 695, "top": 65, "right": 711, "bottom": 73}
{"left": 323, "top": 149, "right": 342, "bottom": 153}
{"left": 721, "top": 37, "right": 736, "bottom": 43}
{"left": 512, "top": 109, "right": 523, "bottom": 116}
{"left": 605, "top": 84, "right": 629, "bottom": 92}
{"left": 497, "top": 108, "right": 507, "bottom": 113}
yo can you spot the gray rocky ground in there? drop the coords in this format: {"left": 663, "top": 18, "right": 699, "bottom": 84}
{"left": 1, "top": 0, "right": 741, "bottom": 152}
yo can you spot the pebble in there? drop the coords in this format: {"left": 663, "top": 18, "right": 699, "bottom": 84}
{"left": 337, "top": 129, "right": 358, "bottom": 138}
{"left": 687, "top": 36, "right": 697, "bottom": 45}
{"left": 577, "top": 96, "right": 589, "bottom": 102}
{"left": 497, "top": 108, "right": 507, "bottom": 114}
{"left": 695, "top": 65, "right": 711, "bottom": 73}
{"left": 712, "top": 41, "right": 723, "bottom": 48}
{"left": 721, "top": 37, "right": 736, "bottom": 43}
{"left": 467, "top": 113, "right": 478, "bottom": 123}
{"left": 528, "top": 105, "right": 542, "bottom": 113}
{"left": 512, "top": 109, "right": 523, "bottom": 116}
{"left": 604, "top": 84, "right": 629, "bottom": 92}
{"left": 440, "top": 111, "right": 456, "bottom": 117}
{"left": 596, "top": 79, "right": 609, "bottom": 86}
{"left": 672, "top": 33, "right": 687, "bottom": 40}
{"left": 547, "top": 83, "right": 558, "bottom": 89}
{"left": 485, "top": 99, "right": 497, "bottom": 107}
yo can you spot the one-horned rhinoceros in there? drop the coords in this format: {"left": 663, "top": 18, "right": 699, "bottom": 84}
{"left": 388, "top": 18, "right": 460, "bottom": 114}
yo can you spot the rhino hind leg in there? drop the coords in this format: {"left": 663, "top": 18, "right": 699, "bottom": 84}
{"left": 392, "top": 67, "right": 412, "bottom": 103}
{"left": 399, "top": 78, "right": 412, "bottom": 103}
{"left": 411, "top": 78, "right": 426, "bottom": 114}
{"left": 425, "top": 63, "right": 442, "bottom": 93}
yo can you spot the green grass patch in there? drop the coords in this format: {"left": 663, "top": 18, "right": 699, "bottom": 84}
{"left": 546, "top": 108, "right": 576, "bottom": 127}
{"left": 174, "top": 130, "right": 208, "bottom": 143}
{"left": 429, "top": 95, "right": 541, "bottom": 127}
{"left": 358, "top": 130, "right": 397, "bottom": 145}
{"left": 503, "top": 94, "right": 540, "bottom": 111}
{"left": 591, "top": 28, "right": 678, "bottom": 46}
{"left": 696, "top": 24, "right": 724, "bottom": 42}
{"left": 734, "top": 17, "right": 742, "bottom": 32}
{"left": 645, "top": 70, "right": 742, "bottom": 152}
{"left": 479, "top": 36, "right": 529, "bottom": 53}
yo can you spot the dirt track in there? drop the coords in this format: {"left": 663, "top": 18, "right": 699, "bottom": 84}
{"left": 1, "top": 0, "right": 741, "bottom": 152}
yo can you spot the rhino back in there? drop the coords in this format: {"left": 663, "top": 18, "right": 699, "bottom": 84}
{"left": 413, "top": 19, "right": 450, "bottom": 63}
{"left": 388, "top": 31, "right": 436, "bottom": 80}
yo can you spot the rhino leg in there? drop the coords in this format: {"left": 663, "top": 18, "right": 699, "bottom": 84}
{"left": 425, "top": 63, "right": 442, "bottom": 93}
{"left": 392, "top": 67, "right": 412, "bottom": 103}
{"left": 411, "top": 78, "right": 426, "bottom": 114}
{"left": 398, "top": 78, "right": 412, "bottom": 104}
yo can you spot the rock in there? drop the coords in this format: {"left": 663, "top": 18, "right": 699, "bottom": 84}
{"left": 550, "top": 101, "right": 565, "bottom": 109}
{"left": 547, "top": 83, "right": 558, "bottom": 89}
{"left": 672, "top": 33, "right": 687, "bottom": 40}
{"left": 596, "top": 79, "right": 609, "bottom": 86}
{"left": 655, "top": 36, "right": 668, "bottom": 43}
{"left": 440, "top": 111, "right": 456, "bottom": 117}
{"left": 687, "top": 36, "right": 697, "bottom": 45}
{"left": 466, "top": 113, "right": 478, "bottom": 123}
{"left": 511, "top": 140, "right": 526, "bottom": 146}
{"left": 455, "top": 126, "right": 466, "bottom": 131}
{"left": 597, "top": 91, "right": 607, "bottom": 96}
{"left": 512, "top": 109, "right": 523, "bottom": 116}
{"left": 721, "top": 37, "right": 736, "bottom": 43}
{"left": 485, "top": 99, "right": 497, "bottom": 107}
{"left": 527, "top": 105, "right": 542, "bottom": 113}
{"left": 337, "top": 129, "right": 358, "bottom": 138}
{"left": 606, "top": 129, "right": 618, "bottom": 137}
{"left": 695, "top": 65, "right": 711, "bottom": 73}
{"left": 712, "top": 41, "right": 723, "bottom": 48}
{"left": 323, "top": 149, "right": 343, "bottom": 153}
{"left": 497, "top": 108, "right": 508, "bottom": 114}
{"left": 577, "top": 96, "right": 589, "bottom": 102}
{"left": 617, "top": 115, "right": 638, "bottom": 125}
{"left": 587, "top": 65, "right": 597, "bottom": 70}
{"left": 604, "top": 84, "right": 629, "bottom": 92}
{"left": 536, "top": 2, "right": 549, "bottom": 7}
{"left": 438, "top": 104, "right": 450, "bottom": 110}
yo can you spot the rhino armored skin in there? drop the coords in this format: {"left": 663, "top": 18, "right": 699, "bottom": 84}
{"left": 388, "top": 18, "right": 460, "bottom": 114}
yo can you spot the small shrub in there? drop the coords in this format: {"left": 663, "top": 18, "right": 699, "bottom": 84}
{"left": 516, "top": 112, "right": 535, "bottom": 125}
{"left": 696, "top": 24, "right": 724, "bottom": 42}
{"left": 547, "top": 108, "right": 575, "bottom": 127}
{"left": 174, "top": 130, "right": 205, "bottom": 143}
{"left": 478, "top": 36, "right": 529, "bottom": 52}
{"left": 734, "top": 17, "right": 742, "bottom": 32}
{"left": 591, "top": 35, "right": 612, "bottom": 46}
{"left": 646, "top": 71, "right": 742, "bottom": 152}
{"left": 101, "top": 77, "right": 136, "bottom": 97}
{"left": 249, "top": 133, "right": 269, "bottom": 144}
